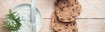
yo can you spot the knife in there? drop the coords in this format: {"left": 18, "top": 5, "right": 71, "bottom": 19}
{"left": 31, "top": 0, "right": 36, "bottom": 32}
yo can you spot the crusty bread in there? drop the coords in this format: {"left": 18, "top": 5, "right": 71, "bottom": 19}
{"left": 55, "top": 0, "right": 82, "bottom": 22}
{"left": 51, "top": 0, "right": 82, "bottom": 32}
{"left": 51, "top": 12, "right": 78, "bottom": 32}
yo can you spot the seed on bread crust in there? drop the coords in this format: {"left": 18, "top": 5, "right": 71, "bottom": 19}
{"left": 55, "top": 0, "right": 82, "bottom": 22}
{"left": 51, "top": 12, "right": 78, "bottom": 32}
{"left": 51, "top": 0, "right": 81, "bottom": 32}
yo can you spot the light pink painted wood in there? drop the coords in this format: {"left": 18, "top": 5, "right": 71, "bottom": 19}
{"left": 36, "top": 0, "right": 105, "bottom": 18}
{"left": 36, "top": 0, "right": 105, "bottom": 32}
{"left": 0, "top": 18, "right": 7, "bottom": 32}
{"left": 1, "top": 0, "right": 105, "bottom": 32}
{"left": 40, "top": 19, "right": 105, "bottom": 32}
{"left": 77, "top": 19, "right": 105, "bottom": 32}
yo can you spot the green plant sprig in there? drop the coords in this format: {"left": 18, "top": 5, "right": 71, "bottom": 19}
{"left": 6, "top": 9, "right": 21, "bottom": 32}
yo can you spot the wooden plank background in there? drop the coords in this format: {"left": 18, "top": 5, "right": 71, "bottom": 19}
{"left": 36, "top": 0, "right": 105, "bottom": 32}
{"left": 0, "top": 0, "right": 105, "bottom": 32}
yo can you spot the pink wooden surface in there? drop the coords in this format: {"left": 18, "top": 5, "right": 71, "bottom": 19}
{"left": 40, "top": 19, "right": 105, "bottom": 32}
{"left": 0, "top": 18, "right": 7, "bottom": 32}
{"left": 36, "top": 0, "right": 105, "bottom": 18}
{"left": 0, "top": 0, "right": 105, "bottom": 32}
{"left": 36, "top": 0, "right": 105, "bottom": 32}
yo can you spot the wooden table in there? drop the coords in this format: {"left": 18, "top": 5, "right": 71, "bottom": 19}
{"left": 36, "top": 0, "right": 105, "bottom": 32}
{"left": 1, "top": 0, "right": 105, "bottom": 32}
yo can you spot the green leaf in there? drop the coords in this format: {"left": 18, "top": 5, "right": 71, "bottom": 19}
{"left": 6, "top": 9, "right": 21, "bottom": 32}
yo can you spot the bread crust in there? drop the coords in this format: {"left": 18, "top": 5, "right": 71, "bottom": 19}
{"left": 55, "top": 0, "right": 82, "bottom": 22}
{"left": 51, "top": 0, "right": 82, "bottom": 32}
{"left": 51, "top": 12, "right": 78, "bottom": 32}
